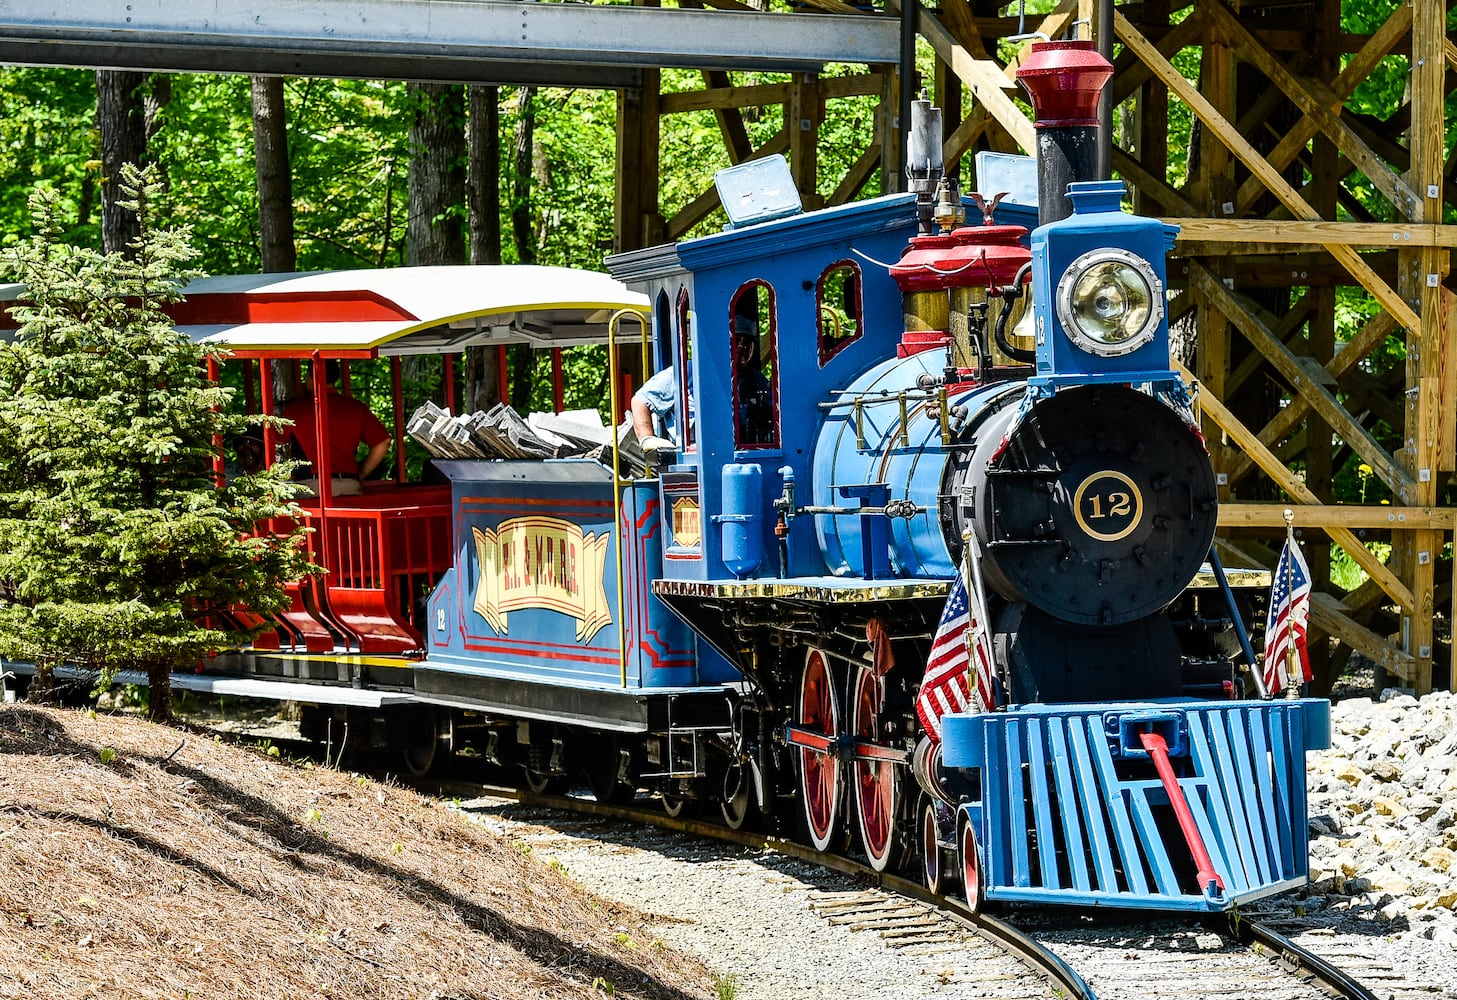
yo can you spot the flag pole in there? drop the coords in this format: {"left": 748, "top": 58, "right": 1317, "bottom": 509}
{"left": 1282, "top": 508, "right": 1300, "bottom": 699}
{"left": 961, "top": 529, "right": 978, "bottom": 713}
{"left": 964, "top": 527, "right": 1003, "bottom": 711}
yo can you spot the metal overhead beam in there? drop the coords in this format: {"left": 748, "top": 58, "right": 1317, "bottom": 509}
{"left": 0, "top": 39, "right": 644, "bottom": 88}
{"left": 0, "top": 40, "right": 644, "bottom": 88}
{"left": 0, "top": 1, "right": 902, "bottom": 87}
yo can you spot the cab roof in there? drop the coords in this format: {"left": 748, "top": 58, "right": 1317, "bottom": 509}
{"left": 4, "top": 265, "right": 649, "bottom": 358}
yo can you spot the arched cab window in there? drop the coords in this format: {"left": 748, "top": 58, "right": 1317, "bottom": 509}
{"left": 817, "top": 261, "right": 862, "bottom": 366}
{"left": 729, "top": 281, "right": 778, "bottom": 449}
{"left": 653, "top": 288, "right": 672, "bottom": 370}
{"left": 676, "top": 287, "right": 695, "bottom": 450}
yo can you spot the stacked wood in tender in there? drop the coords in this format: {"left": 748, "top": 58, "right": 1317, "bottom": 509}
{"left": 406, "top": 401, "right": 646, "bottom": 476}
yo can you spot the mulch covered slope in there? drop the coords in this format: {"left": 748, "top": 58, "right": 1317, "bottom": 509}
{"left": 0, "top": 706, "right": 714, "bottom": 1000}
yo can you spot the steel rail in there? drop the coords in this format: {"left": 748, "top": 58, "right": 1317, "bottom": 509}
{"left": 1223, "top": 916, "right": 1381, "bottom": 1000}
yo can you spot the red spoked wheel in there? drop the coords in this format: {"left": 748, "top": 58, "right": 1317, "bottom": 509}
{"left": 797, "top": 647, "right": 842, "bottom": 853}
{"left": 921, "top": 799, "right": 953, "bottom": 896}
{"left": 959, "top": 812, "right": 985, "bottom": 914}
{"left": 851, "top": 664, "right": 901, "bottom": 872}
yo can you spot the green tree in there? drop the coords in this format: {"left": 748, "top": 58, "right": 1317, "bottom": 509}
{"left": 0, "top": 166, "right": 313, "bottom": 721}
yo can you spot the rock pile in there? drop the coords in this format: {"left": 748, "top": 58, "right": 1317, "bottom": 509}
{"left": 1302, "top": 689, "right": 1457, "bottom": 951}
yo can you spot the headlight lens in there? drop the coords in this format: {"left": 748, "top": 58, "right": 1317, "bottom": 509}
{"left": 1055, "top": 249, "right": 1163, "bottom": 357}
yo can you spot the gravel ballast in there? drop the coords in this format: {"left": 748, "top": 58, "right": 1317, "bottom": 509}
{"left": 472, "top": 690, "right": 1457, "bottom": 999}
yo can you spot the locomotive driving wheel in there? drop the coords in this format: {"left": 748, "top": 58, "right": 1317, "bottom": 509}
{"left": 851, "top": 663, "right": 901, "bottom": 872}
{"left": 921, "top": 798, "right": 954, "bottom": 896}
{"left": 796, "top": 647, "right": 842, "bottom": 852}
{"left": 959, "top": 812, "right": 985, "bottom": 914}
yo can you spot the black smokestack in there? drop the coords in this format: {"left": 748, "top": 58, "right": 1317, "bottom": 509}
{"left": 1015, "top": 40, "right": 1114, "bottom": 226}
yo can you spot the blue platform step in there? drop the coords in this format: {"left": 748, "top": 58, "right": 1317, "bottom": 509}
{"left": 940, "top": 699, "right": 1331, "bottom": 911}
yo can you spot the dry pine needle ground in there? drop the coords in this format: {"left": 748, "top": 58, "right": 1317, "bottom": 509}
{"left": 0, "top": 705, "right": 715, "bottom": 1000}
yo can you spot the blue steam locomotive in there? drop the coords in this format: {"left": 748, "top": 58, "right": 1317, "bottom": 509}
{"left": 114, "top": 40, "right": 1328, "bottom": 913}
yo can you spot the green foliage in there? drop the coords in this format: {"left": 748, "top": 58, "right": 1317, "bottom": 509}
{"left": 0, "top": 166, "right": 313, "bottom": 711}
{"left": 0, "top": 68, "right": 99, "bottom": 250}
{"left": 151, "top": 76, "right": 415, "bottom": 274}
{"left": 1329, "top": 539, "right": 1391, "bottom": 591}
{"left": 516, "top": 88, "right": 617, "bottom": 266}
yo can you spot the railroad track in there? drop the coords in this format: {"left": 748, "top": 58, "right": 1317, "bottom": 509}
{"left": 410, "top": 774, "right": 1388, "bottom": 1000}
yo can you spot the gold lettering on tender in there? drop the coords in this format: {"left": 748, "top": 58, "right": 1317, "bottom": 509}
{"left": 471, "top": 517, "right": 613, "bottom": 642}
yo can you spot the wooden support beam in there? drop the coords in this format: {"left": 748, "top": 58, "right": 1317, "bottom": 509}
{"left": 1127, "top": 0, "right": 1170, "bottom": 218}
{"left": 1191, "top": 263, "right": 1415, "bottom": 498}
{"left": 895, "top": 1, "right": 1035, "bottom": 154}
{"left": 1179, "top": 362, "right": 1416, "bottom": 611}
{"left": 1218, "top": 503, "right": 1457, "bottom": 530}
{"left": 1397, "top": 0, "right": 1448, "bottom": 693}
{"left": 944, "top": 106, "right": 989, "bottom": 176}
{"left": 1170, "top": 253, "right": 1398, "bottom": 285}
{"left": 1115, "top": 10, "right": 1420, "bottom": 333}
{"left": 659, "top": 81, "right": 793, "bottom": 115}
{"left": 789, "top": 72, "right": 825, "bottom": 211}
{"left": 1310, "top": 593, "right": 1416, "bottom": 681}
{"left": 660, "top": 73, "right": 882, "bottom": 115}
{"left": 821, "top": 74, "right": 885, "bottom": 101}
{"left": 1220, "top": 291, "right": 1315, "bottom": 401}
{"left": 1204, "top": 1, "right": 1420, "bottom": 217}
{"left": 1108, "top": 9, "right": 1208, "bottom": 105}
{"left": 937, "top": 0, "right": 990, "bottom": 60}
{"left": 699, "top": 70, "right": 753, "bottom": 165}
{"left": 1223, "top": 309, "right": 1400, "bottom": 488}
{"left": 879, "top": 63, "right": 900, "bottom": 193}
{"left": 614, "top": 68, "right": 661, "bottom": 253}
{"left": 1233, "top": 4, "right": 1412, "bottom": 217}
{"left": 1169, "top": 219, "right": 1457, "bottom": 248}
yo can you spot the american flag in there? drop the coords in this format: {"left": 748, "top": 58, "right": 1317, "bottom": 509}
{"left": 916, "top": 570, "right": 998, "bottom": 742}
{"left": 1262, "top": 535, "right": 1312, "bottom": 695}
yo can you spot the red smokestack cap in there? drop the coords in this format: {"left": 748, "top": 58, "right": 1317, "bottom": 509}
{"left": 1016, "top": 40, "right": 1113, "bottom": 128}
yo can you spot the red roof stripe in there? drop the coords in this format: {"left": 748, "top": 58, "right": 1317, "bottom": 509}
{"left": 166, "top": 290, "right": 418, "bottom": 326}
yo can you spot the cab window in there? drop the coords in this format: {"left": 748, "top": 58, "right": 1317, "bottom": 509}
{"left": 728, "top": 281, "right": 778, "bottom": 449}
{"left": 817, "top": 262, "right": 862, "bottom": 366}
{"left": 676, "top": 287, "right": 696, "bottom": 450}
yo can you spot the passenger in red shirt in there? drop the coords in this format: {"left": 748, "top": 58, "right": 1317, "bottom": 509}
{"left": 284, "top": 360, "right": 391, "bottom": 498}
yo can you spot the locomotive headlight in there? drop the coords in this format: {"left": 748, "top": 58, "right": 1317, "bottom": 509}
{"left": 1054, "top": 248, "right": 1164, "bottom": 357}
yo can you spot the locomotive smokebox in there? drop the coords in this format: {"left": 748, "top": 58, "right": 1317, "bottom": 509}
{"left": 966, "top": 383, "right": 1218, "bottom": 627}
{"left": 1016, "top": 40, "right": 1114, "bottom": 226}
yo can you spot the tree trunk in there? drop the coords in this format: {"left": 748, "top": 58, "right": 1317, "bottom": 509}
{"left": 96, "top": 70, "right": 148, "bottom": 254}
{"left": 251, "top": 77, "right": 298, "bottom": 411}
{"left": 27, "top": 660, "right": 56, "bottom": 704}
{"left": 146, "top": 660, "right": 173, "bottom": 722}
{"left": 252, "top": 76, "right": 296, "bottom": 274}
{"left": 467, "top": 85, "right": 502, "bottom": 266}
{"left": 465, "top": 84, "right": 502, "bottom": 413}
{"left": 406, "top": 83, "right": 467, "bottom": 267}
{"left": 511, "top": 86, "right": 537, "bottom": 265}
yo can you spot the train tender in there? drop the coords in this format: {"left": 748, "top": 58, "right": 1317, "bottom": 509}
{"left": 123, "top": 40, "right": 1323, "bottom": 913}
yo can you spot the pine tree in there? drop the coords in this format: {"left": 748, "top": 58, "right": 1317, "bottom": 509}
{"left": 0, "top": 164, "right": 312, "bottom": 721}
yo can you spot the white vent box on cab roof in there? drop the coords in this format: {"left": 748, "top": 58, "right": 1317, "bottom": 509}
{"left": 715, "top": 154, "right": 802, "bottom": 229}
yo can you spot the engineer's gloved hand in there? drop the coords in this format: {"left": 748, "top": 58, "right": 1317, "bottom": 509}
{"left": 638, "top": 435, "right": 677, "bottom": 455}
